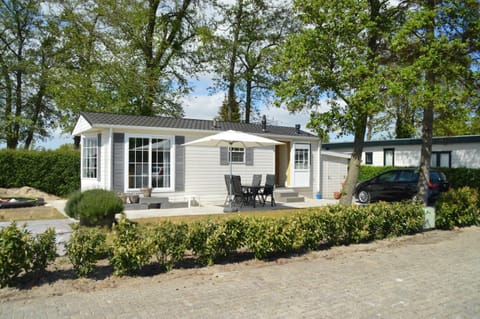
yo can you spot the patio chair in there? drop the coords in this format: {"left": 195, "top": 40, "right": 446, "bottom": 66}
{"left": 231, "top": 175, "right": 252, "bottom": 207}
{"left": 261, "top": 174, "right": 276, "bottom": 207}
{"left": 251, "top": 174, "right": 263, "bottom": 204}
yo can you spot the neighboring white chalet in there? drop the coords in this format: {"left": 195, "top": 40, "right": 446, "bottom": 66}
{"left": 322, "top": 135, "right": 480, "bottom": 169}
{"left": 72, "top": 112, "right": 321, "bottom": 204}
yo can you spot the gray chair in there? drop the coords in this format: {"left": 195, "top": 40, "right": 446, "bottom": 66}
{"left": 231, "top": 175, "right": 251, "bottom": 207}
{"left": 252, "top": 174, "right": 262, "bottom": 186}
{"left": 261, "top": 174, "right": 276, "bottom": 206}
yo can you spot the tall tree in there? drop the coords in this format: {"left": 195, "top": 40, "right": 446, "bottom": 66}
{"left": 203, "top": 0, "right": 296, "bottom": 123}
{"left": 0, "top": 0, "right": 60, "bottom": 149}
{"left": 392, "top": 0, "right": 479, "bottom": 204}
{"left": 273, "top": 0, "right": 398, "bottom": 205}
{"left": 217, "top": 94, "right": 241, "bottom": 122}
{"left": 52, "top": 0, "right": 202, "bottom": 132}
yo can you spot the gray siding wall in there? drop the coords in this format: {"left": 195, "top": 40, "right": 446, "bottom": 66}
{"left": 112, "top": 133, "right": 125, "bottom": 192}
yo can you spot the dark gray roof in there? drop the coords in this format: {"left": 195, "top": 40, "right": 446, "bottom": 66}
{"left": 323, "top": 135, "right": 480, "bottom": 150}
{"left": 80, "top": 112, "right": 317, "bottom": 138}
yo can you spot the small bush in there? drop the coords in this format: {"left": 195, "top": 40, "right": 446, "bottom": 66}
{"left": 435, "top": 187, "right": 480, "bottom": 229}
{"left": 66, "top": 189, "right": 124, "bottom": 227}
{"left": 0, "top": 223, "right": 30, "bottom": 287}
{"left": 150, "top": 221, "right": 188, "bottom": 271}
{"left": 65, "top": 191, "right": 82, "bottom": 219}
{"left": 28, "top": 228, "right": 56, "bottom": 277}
{"left": 109, "top": 217, "right": 153, "bottom": 276}
{"left": 66, "top": 225, "right": 107, "bottom": 277}
{"left": 0, "top": 223, "right": 57, "bottom": 287}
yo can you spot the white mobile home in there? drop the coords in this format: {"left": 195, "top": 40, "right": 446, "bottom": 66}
{"left": 72, "top": 112, "right": 321, "bottom": 205}
{"left": 322, "top": 135, "right": 480, "bottom": 169}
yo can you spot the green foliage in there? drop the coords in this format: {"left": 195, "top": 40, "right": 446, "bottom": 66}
{"left": 66, "top": 225, "right": 107, "bottom": 277}
{"left": 0, "top": 149, "right": 80, "bottom": 197}
{"left": 435, "top": 187, "right": 480, "bottom": 230}
{"left": 358, "top": 166, "right": 396, "bottom": 182}
{"left": 217, "top": 94, "right": 241, "bottom": 122}
{"left": 109, "top": 218, "right": 153, "bottom": 276}
{"left": 0, "top": 223, "right": 30, "bottom": 287}
{"left": 65, "top": 191, "right": 82, "bottom": 219}
{"left": 436, "top": 168, "right": 480, "bottom": 189}
{"left": 28, "top": 228, "right": 57, "bottom": 277}
{"left": 186, "top": 220, "right": 218, "bottom": 266}
{"left": 0, "top": 223, "right": 56, "bottom": 287}
{"left": 66, "top": 189, "right": 124, "bottom": 227}
{"left": 150, "top": 221, "right": 188, "bottom": 271}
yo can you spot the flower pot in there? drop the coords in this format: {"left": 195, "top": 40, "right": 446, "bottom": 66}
{"left": 333, "top": 192, "right": 341, "bottom": 199}
{"left": 141, "top": 188, "right": 152, "bottom": 198}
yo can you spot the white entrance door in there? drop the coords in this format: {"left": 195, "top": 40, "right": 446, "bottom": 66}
{"left": 292, "top": 143, "right": 310, "bottom": 187}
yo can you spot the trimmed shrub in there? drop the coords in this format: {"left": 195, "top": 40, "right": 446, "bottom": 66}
{"left": 66, "top": 225, "right": 107, "bottom": 277}
{"left": 435, "top": 187, "right": 480, "bottom": 229}
{"left": 0, "top": 223, "right": 56, "bottom": 287}
{"left": 109, "top": 217, "right": 153, "bottom": 276}
{"left": 65, "top": 191, "right": 82, "bottom": 220}
{"left": 66, "top": 189, "right": 124, "bottom": 227}
{"left": 28, "top": 228, "right": 56, "bottom": 277}
{"left": 150, "top": 221, "right": 188, "bottom": 271}
{"left": 0, "top": 223, "right": 30, "bottom": 287}
{"left": 186, "top": 220, "right": 219, "bottom": 265}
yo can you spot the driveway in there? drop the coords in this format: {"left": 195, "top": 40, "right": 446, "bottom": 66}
{"left": 0, "top": 226, "right": 479, "bottom": 318}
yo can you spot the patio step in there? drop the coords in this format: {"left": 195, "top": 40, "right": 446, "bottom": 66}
{"left": 274, "top": 189, "right": 305, "bottom": 203}
{"left": 124, "top": 197, "right": 188, "bottom": 210}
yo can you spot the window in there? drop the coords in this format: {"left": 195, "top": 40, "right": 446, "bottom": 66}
{"left": 365, "top": 152, "right": 373, "bottom": 165}
{"left": 230, "top": 147, "right": 245, "bottom": 163}
{"left": 82, "top": 136, "right": 98, "bottom": 178}
{"left": 384, "top": 148, "right": 395, "bottom": 166}
{"left": 128, "top": 137, "right": 171, "bottom": 190}
{"left": 294, "top": 144, "right": 310, "bottom": 169}
{"left": 431, "top": 151, "right": 451, "bottom": 168}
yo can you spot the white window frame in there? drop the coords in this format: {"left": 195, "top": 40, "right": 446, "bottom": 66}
{"left": 81, "top": 135, "right": 98, "bottom": 179}
{"left": 124, "top": 134, "right": 175, "bottom": 192}
{"left": 230, "top": 147, "right": 245, "bottom": 164}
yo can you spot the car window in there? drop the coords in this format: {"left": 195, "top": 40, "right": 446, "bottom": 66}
{"left": 377, "top": 171, "right": 397, "bottom": 182}
{"left": 396, "top": 170, "right": 417, "bottom": 182}
{"left": 430, "top": 171, "right": 447, "bottom": 183}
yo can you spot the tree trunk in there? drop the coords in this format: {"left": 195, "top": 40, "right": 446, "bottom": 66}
{"left": 245, "top": 78, "right": 252, "bottom": 123}
{"left": 227, "top": 0, "right": 243, "bottom": 121}
{"left": 339, "top": 112, "right": 368, "bottom": 205}
{"left": 417, "top": 0, "right": 436, "bottom": 206}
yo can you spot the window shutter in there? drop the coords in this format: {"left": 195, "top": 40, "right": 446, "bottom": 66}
{"left": 246, "top": 148, "right": 254, "bottom": 166}
{"left": 175, "top": 136, "right": 185, "bottom": 192}
{"left": 220, "top": 147, "right": 229, "bottom": 165}
{"left": 97, "top": 133, "right": 101, "bottom": 181}
{"left": 112, "top": 133, "right": 125, "bottom": 192}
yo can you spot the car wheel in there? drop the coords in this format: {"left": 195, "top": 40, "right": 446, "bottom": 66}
{"left": 357, "top": 189, "right": 370, "bottom": 204}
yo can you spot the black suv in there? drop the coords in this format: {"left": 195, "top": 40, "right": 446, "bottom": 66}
{"left": 354, "top": 169, "right": 449, "bottom": 204}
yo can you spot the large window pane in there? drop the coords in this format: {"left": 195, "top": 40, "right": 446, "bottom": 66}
{"left": 128, "top": 137, "right": 149, "bottom": 189}
{"left": 82, "top": 136, "right": 98, "bottom": 178}
{"left": 128, "top": 137, "right": 171, "bottom": 190}
{"left": 152, "top": 138, "right": 171, "bottom": 188}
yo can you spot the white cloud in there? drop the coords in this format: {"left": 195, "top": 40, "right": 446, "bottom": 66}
{"left": 182, "top": 93, "right": 224, "bottom": 120}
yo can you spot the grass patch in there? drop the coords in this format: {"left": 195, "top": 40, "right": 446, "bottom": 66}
{"left": 0, "top": 206, "right": 66, "bottom": 221}
{"left": 131, "top": 208, "right": 305, "bottom": 225}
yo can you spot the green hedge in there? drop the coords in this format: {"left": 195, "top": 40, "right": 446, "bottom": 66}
{"left": 65, "top": 202, "right": 425, "bottom": 277}
{"left": 0, "top": 149, "right": 80, "bottom": 197}
{"left": 435, "top": 187, "right": 480, "bottom": 229}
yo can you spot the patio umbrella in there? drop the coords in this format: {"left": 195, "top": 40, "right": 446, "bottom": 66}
{"left": 183, "top": 130, "right": 283, "bottom": 212}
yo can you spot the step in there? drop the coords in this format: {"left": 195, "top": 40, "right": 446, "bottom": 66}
{"left": 284, "top": 196, "right": 305, "bottom": 203}
{"left": 275, "top": 190, "right": 299, "bottom": 198}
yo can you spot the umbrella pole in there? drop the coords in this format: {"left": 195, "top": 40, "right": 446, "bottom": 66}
{"left": 224, "top": 144, "right": 238, "bottom": 212}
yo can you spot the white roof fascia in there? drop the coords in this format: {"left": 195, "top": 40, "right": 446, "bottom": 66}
{"left": 321, "top": 150, "right": 351, "bottom": 159}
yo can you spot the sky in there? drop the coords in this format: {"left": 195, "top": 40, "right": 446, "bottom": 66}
{"left": 36, "top": 78, "right": 315, "bottom": 150}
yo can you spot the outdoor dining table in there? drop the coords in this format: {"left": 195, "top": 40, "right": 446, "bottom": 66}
{"left": 241, "top": 185, "right": 264, "bottom": 208}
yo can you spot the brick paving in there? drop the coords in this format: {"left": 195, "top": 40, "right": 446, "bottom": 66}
{"left": 1, "top": 227, "right": 479, "bottom": 319}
